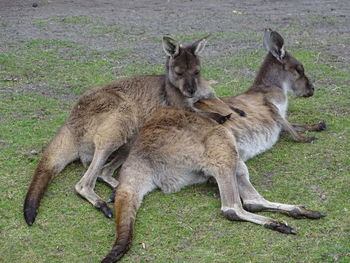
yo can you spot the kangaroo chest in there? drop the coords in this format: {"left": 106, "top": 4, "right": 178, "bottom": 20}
{"left": 236, "top": 123, "right": 282, "bottom": 161}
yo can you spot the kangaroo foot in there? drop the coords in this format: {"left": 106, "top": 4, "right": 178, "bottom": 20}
{"left": 265, "top": 221, "right": 297, "bottom": 234}
{"left": 95, "top": 201, "right": 113, "bottom": 218}
{"left": 286, "top": 206, "right": 326, "bottom": 219}
{"left": 312, "top": 121, "right": 327, "bottom": 131}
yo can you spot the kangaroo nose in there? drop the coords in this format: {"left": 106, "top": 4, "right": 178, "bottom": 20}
{"left": 309, "top": 83, "right": 314, "bottom": 95}
{"left": 187, "top": 87, "right": 196, "bottom": 96}
{"left": 305, "top": 85, "right": 314, "bottom": 97}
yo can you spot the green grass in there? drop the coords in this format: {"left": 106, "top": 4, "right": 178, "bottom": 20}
{"left": 0, "top": 18, "right": 349, "bottom": 263}
{"left": 0, "top": 39, "right": 134, "bottom": 96}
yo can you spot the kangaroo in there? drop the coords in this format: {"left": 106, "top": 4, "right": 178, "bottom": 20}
{"left": 101, "top": 29, "right": 326, "bottom": 263}
{"left": 23, "top": 36, "right": 235, "bottom": 225}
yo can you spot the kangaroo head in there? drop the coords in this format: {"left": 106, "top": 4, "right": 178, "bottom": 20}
{"left": 263, "top": 29, "right": 314, "bottom": 97}
{"left": 163, "top": 36, "right": 213, "bottom": 100}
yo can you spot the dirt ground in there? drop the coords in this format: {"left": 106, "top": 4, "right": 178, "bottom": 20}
{"left": 1, "top": 0, "right": 349, "bottom": 61}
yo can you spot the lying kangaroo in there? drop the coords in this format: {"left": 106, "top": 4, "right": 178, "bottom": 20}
{"left": 102, "top": 29, "right": 326, "bottom": 263}
{"left": 23, "top": 36, "right": 234, "bottom": 225}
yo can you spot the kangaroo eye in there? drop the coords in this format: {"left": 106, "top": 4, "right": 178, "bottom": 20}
{"left": 175, "top": 72, "right": 183, "bottom": 76}
{"left": 194, "top": 70, "right": 200, "bottom": 75}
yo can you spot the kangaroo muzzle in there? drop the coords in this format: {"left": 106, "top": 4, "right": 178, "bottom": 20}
{"left": 184, "top": 76, "right": 197, "bottom": 97}
{"left": 303, "top": 80, "right": 314, "bottom": 97}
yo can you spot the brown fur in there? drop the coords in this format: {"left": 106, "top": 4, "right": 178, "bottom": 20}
{"left": 23, "top": 36, "right": 221, "bottom": 225}
{"left": 102, "top": 30, "right": 326, "bottom": 263}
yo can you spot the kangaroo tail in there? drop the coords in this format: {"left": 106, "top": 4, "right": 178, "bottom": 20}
{"left": 23, "top": 125, "right": 78, "bottom": 225}
{"left": 101, "top": 189, "right": 140, "bottom": 263}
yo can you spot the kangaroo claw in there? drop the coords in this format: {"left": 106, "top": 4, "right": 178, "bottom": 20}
{"left": 95, "top": 201, "right": 113, "bottom": 218}
{"left": 213, "top": 113, "right": 231, "bottom": 124}
{"left": 314, "top": 121, "right": 327, "bottom": 131}
{"left": 287, "top": 207, "right": 327, "bottom": 219}
{"left": 229, "top": 106, "right": 246, "bottom": 117}
{"left": 265, "top": 221, "right": 297, "bottom": 234}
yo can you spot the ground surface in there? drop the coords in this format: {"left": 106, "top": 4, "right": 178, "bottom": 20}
{"left": 0, "top": 0, "right": 349, "bottom": 262}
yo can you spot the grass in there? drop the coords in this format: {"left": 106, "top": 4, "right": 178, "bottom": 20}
{"left": 33, "top": 16, "right": 97, "bottom": 28}
{"left": 0, "top": 15, "right": 349, "bottom": 263}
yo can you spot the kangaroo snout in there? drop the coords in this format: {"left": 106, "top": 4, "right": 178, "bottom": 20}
{"left": 187, "top": 86, "right": 196, "bottom": 96}
{"left": 184, "top": 77, "right": 197, "bottom": 97}
{"left": 304, "top": 83, "right": 314, "bottom": 97}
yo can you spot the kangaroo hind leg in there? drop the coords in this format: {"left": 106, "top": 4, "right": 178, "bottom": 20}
{"left": 75, "top": 147, "right": 116, "bottom": 218}
{"left": 236, "top": 160, "right": 326, "bottom": 219}
{"left": 97, "top": 143, "right": 131, "bottom": 193}
{"left": 202, "top": 127, "right": 296, "bottom": 234}
{"left": 75, "top": 110, "right": 138, "bottom": 218}
{"left": 291, "top": 121, "right": 327, "bottom": 133}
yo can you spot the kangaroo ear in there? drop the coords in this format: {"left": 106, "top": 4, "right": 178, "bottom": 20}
{"left": 162, "top": 36, "right": 180, "bottom": 57}
{"left": 191, "top": 35, "right": 210, "bottom": 56}
{"left": 263, "top": 28, "right": 285, "bottom": 61}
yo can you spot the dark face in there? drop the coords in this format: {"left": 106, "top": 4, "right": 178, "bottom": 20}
{"left": 283, "top": 55, "right": 314, "bottom": 97}
{"left": 167, "top": 48, "right": 202, "bottom": 98}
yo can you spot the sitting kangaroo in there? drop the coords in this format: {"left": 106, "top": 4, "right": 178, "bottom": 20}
{"left": 23, "top": 36, "right": 234, "bottom": 225}
{"left": 102, "top": 29, "right": 326, "bottom": 263}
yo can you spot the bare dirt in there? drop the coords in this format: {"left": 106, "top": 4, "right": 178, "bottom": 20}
{"left": 1, "top": 0, "right": 349, "bottom": 62}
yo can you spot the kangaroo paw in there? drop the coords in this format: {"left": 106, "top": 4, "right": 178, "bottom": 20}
{"left": 219, "top": 113, "right": 232, "bottom": 124}
{"left": 95, "top": 201, "right": 113, "bottom": 218}
{"left": 229, "top": 106, "right": 246, "bottom": 117}
{"left": 212, "top": 113, "right": 231, "bottom": 124}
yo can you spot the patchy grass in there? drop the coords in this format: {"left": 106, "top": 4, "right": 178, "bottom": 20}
{"left": 0, "top": 23, "right": 349, "bottom": 263}
{"left": 308, "top": 14, "right": 340, "bottom": 26}
{"left": 34, "top": 16, "right": 97, "bottom": 28}
{"left": 151, "top": 31, "right": 260, "bottom": 44}
{"left": 0, "top": 39, "right": 134, "bottom": 96}
{"left": 33, "top": 16, "right": 146, "bottom": 42}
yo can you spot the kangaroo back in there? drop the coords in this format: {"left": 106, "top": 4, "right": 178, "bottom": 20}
{"left": 23, "top": 125, "right": 78, "bottom": 225}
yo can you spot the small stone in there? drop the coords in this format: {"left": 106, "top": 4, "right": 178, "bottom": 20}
{"left": 30, "top": 150, "right": 38, "bottom": 155}
{"left": 32, "top": 3, "right": 38, "bottom": 8}
{"left": 310, "top": 185, "right": 318, "bottom": 192}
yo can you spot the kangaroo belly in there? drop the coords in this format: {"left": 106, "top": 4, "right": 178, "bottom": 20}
{"left": 154, "top": 168, "right": 207, "bottom": 194}
{"left": 237, "top": 125, "right": 282, "bottom": 161}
